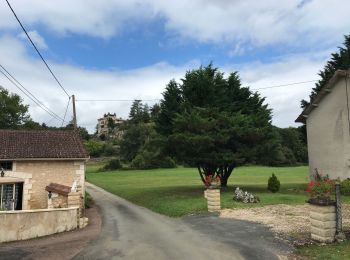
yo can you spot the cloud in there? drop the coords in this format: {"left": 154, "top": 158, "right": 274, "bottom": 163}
{"left": 235, "top": 52, "right": 330, "bottom": 126}
{"left": 0, "top": 35, "right": 330, "bottom": 132}
{"left": 0, "top": 35, "right": 199, "bottom": 131}
{"left": 18, "top": 30, "right": 47, "bottom": 49}
{"left": 0, "top": 0, "right": 349, "bottom": 48}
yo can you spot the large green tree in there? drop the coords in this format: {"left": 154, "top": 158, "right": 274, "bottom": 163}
{"left": 156, "top": 65, "right": 274, "bottom": 187}
{"left": 301, "top": 35, "right": 350, "bottom": 108}
{"left": 129, "top": 100, "right": 150, "bottom": 124}
{"left": 0, "top": 87, "right": 31, "bottom": 128}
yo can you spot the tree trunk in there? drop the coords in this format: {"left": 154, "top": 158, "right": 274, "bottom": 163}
{"left": 220, "top": 164, "right": 235, "bottom": 187}
{"left": 197, "top": 166, "right": 206, "bottom": 185}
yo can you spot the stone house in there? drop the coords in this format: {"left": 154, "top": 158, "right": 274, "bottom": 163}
{"left": 0, "top": 130, "right": 89, "bottom": 211}
{"left": 97, "top": 112, "right": 125, "bottom": 139}
{"left": 296, "top": 70, "right": 350, "bottom": 180}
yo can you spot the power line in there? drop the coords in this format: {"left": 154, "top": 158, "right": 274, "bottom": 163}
{"left": 76, "top": 80, "right": 318, "bottom": 102}
{"left": 61, "top": 96, "right": 71, "bottom": 127}
{"left": 0, "top": 65, "right": 67, "bottom": 123}
{"left": 250, "top": 80, "right": 317, "bottom": 90}
{"left": 76, "top": 99, "right": 161, "bottom": 102}
{"left": 5, "top": 0, "right": 70, "bottom": 98}
{"left": 0, "top": 64, "right": 65, "bottom": 122}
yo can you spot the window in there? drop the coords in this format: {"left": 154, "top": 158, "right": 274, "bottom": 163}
{"left": 0, "top": 183, "right": 23, "bottom": 210}
{"left": 0, "top": 161, "right": 12, "bottom": 171}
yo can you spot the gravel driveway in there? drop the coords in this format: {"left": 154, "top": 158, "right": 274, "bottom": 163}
{"left": 74, "top": 183, "right": 292, "bottom": 260}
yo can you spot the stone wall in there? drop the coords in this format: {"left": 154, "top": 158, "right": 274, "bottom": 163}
{"left": 51, "top": 193, "right": 68, "bottom": 208}
{"left": 4, "top": 160, "right": 85, "bottom": 210}
{"left": 0, "top": 207, "right": 79, "bottom": 243}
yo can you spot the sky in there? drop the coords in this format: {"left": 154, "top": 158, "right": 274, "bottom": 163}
{"left": 0, "top": 0, "right": 349, "bottom": 133}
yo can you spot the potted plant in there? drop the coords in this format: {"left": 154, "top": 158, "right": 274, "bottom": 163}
{"left": 204, "top": 174, "right": 221, "bottom": 189}
{"left": 306, "top": 170, "right": 335, "bottom": 206}
{"left": 306, "top": 169, "right": 336, "bottom": 243}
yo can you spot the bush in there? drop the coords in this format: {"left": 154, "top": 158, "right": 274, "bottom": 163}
{"left": 84, "top": 139, "right": 103, "bottom": 157}
{"left": 103, "top": 159, "right": 122, "bottom": 171}
{"left": 85, "top": 192, "right": 94, "bottom": 208}
{"left": 267, "top": 173, "right": 280, "bottom": 193}
{"left": 341, "top": 179, "right": 350, "bottom": 196}
{"left": 102, "top": 143, "right": 118, "bottom": 156}
{"left": 131, "top": 151, "right": 176, "bottom": 169}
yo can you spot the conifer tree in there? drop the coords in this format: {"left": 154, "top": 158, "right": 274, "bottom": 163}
{"left": 301, "top": 35, "right": 350, "bottom": 108}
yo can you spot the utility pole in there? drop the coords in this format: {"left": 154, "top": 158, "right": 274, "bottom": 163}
{"left": 72, "top": 94, "right": 77, "bottom": 130}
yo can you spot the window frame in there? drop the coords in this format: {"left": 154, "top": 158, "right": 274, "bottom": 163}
{"left": 0, "top": 161, "right": 13, "bottom": 171}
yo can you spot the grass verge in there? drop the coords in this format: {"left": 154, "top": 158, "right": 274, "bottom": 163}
{"left": 86, "top": 164, "right": 312, "bottom": 217}
{"left": 295, "top": 240, "right": 350, "bottom": 260}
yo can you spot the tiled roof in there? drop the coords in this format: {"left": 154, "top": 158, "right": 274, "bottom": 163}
{"left": 46, "top": 183, "right": 71, "bottom": 196}
{"left": 0, "top": 130, "right": 89, "bottom": 159}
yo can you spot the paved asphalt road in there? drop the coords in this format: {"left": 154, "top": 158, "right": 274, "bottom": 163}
{"left": 74, "top": 183, "right": 292, "bottom": 260}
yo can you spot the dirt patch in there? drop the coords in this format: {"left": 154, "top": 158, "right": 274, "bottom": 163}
{"left": 220, "top": 204, "right": 350, "bottom": 237}
{"left": 0, "top": 205, "right": 101, "bottom": 260}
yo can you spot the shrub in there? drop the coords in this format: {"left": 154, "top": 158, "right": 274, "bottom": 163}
{"left": 267, "top": 173, "right": 280, "bottom": 193}
{"left": 131, "top": 151, "right": 176, "bottom": 169}
{"left": 84, "top": 139, "right": 103, "bottom": 157}
{"left": 103, "top": 159, "right": 122, "bottom": 171}
{"left": 85, "top": 192, "right": 94, "bottom": 208}
{"left": 102, "top": 143, "right": 118, "bottom": 156}
{"left": 341, "top": 179, "right": 350, "bottom": 196}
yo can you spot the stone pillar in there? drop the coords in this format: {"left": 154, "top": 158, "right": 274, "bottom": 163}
{"left": 310, "top": 204, "right": 336, "bottom": 243}
{"left": 206, "top": 188, "right": 220, "bottom": 212}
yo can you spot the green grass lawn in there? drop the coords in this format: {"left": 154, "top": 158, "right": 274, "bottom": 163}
{"left": 296, "top": 241, "right": 350, "bottom": 260}
{"left": 87, "top": 163, "right": 311, "bottom": 217}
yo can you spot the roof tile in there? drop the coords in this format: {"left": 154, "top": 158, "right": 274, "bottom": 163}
{"left": 0, "top": 130, "right": 89, "bottom": 159}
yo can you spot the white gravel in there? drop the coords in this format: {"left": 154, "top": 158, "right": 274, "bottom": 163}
{"left": 220, "top": 204, "right": 350, "bottom": 235}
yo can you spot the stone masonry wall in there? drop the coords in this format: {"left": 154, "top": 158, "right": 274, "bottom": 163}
{"left": 12, "top": 160, "right": 85, "bottom": 210}
{"left": 0, "top": 207, "right": 79, "bottom": 243}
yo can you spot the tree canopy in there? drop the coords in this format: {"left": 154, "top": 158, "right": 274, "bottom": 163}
{"left": 0, "top": 86, "right": 31, "bottom": 128}
{"left": 301, "top": 35, "right": 350, "bottom": 108}
{"left": 156, "top": 64, "right": 275, "bottom": 186}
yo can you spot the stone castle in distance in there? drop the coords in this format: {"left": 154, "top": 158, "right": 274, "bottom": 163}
{"left": 97, "top": 113, "right": 125, "bottom": 139}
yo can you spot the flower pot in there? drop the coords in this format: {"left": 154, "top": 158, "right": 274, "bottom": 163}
{"left": 309, "top": 203, "right": 336, "bottom": 243}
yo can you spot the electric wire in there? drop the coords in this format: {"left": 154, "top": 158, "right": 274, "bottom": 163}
{"left": 76, "top": 99, "right": 161, "bottom": 102}
{"left": 76, "top": 80, "right": 318, "bottom": 102}
{"left": 0, "top": 66, "right": 67, "bottom": 123}
{"left": 61, "top": 96, "right": 71, "bottom": 127}
{"left": 250, "top": 80, "right": 318, "bottom": 90}
{"left": 0, "top": 64, "right": 65, "bottom": 122}
{"left": 5, "top": 0, "right": 70, "bottom": 98}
